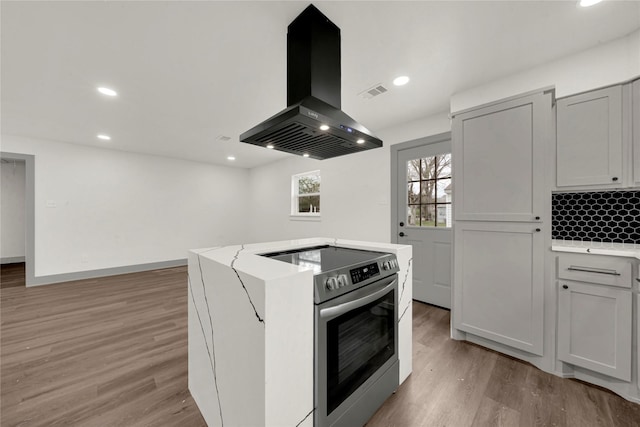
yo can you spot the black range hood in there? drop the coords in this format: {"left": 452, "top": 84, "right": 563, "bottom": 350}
{"left": 240, "top": 4, "right": 382, "bottom": 160}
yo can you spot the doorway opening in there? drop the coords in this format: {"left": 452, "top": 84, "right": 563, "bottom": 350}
{"left": 0, "top": 153, "right": 35, "bottom": 287}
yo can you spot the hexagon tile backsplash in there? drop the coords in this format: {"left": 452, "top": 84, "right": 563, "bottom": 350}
{"left": 552, "top": 191, "right": 640, "bottom": 244}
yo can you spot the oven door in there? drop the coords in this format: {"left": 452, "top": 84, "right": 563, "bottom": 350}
{"left": 315, "top": 274, "right": 398, "bottom": 427}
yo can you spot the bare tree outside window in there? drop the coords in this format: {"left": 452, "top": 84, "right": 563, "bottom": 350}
{"left": 292, "top": 171, "right": 321, "bottom": 215}
{"left": 407, "top": 154, "right": 452, "bottom": 227}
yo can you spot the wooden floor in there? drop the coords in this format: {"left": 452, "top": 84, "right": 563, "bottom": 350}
{"left": 1, "top": 263, "right": 26, "bottom": 289}
{"left": 1, "top": 267, "right": 639, "bottom": 426}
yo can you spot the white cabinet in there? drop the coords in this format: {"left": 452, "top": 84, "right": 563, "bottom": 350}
{"left": 557, "top": 281, "right": 632, "bottom": 381}
{"left": 452, "top": 90, "right": 551, "bottom": 357}
{"left": 453, "top": 222, "right": 544, "bottom": 355}
{"left": 453, "top": 92, "right": 547, "bottom": 222}
{"left": 633, "top": 79, "right": 640, "bottom": 186}
{"left": 556, "top": 252, "right": 634, "bottom": 382}
{"left": 557, "top": 85, "right": 623, "bottom": 188}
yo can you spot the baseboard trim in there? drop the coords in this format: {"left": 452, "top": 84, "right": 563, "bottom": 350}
{"left": 1, "top": 256, "right": 26, "bottom": 265}
{"left": 27, "top": 259, "right": 187, "bottom": 287}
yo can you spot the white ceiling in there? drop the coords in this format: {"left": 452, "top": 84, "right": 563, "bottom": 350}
{"left": 2, "top": 1, "right": 639, "bottom": 168}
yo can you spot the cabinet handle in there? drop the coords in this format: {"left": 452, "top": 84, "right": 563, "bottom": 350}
{"left": 612, "top": 177, "right": 618, "bottom": 181}
{"left": 535, "top": 216, "right": 540, "bottom": 220}
{"left": 636, "top": 278, "right": 640, "bottom": 283}
{"left": 535, "top": 228, "right": 541, "bottom": 232}
{"left": 562, "top": 284, "right": 568, "bottom": 289}
{"left": 567, "top": 266, "right": 621, "bottom": 276}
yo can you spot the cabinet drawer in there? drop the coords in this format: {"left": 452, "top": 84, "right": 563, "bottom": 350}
{"left": 557, "top": 253, "right": 632, "bottom": 288}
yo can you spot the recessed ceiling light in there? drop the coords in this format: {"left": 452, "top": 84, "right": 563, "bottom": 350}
{"left": 266, "top": 144, "right": 274, "bottom": 149}
{"left": 227, "top": 156, "right": 236, "bottom": 161}
{"left": 319, "top": 124, "right": 330, "bottom": 131}
{"left": 579, "top": 0, "right": 602, "bottom": 6}
{"left": 356, "top": 139, "right": 365, "bottom": 144}
{"left": 97, "top": 134, "right": 111, "bottom": 140}
{"left": 393, "top": 76, "right": 410, "bottom": 86}
{"left": 303, "top": 153, "right": 310, "bottom": 158}
{"left": 97, "top": 87, "right": 118, "bottom": 97}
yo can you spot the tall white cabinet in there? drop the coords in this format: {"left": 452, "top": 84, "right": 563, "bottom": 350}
{"left": 452, "top": 90, "right": 552, "bottom": 356}
{"left": 633, "top": 79, "right": 640, "bottom": 186}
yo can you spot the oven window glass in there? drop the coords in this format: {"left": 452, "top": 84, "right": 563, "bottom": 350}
{"left": 326, "top": 289, "right": 395, "bottom": 415}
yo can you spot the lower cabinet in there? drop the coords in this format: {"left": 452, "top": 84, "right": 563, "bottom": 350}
{"left": 453, "top": 221, "right": 544, "bottom": 355}
{"left": 557, "top": 280, "right": 632, "bottom": 381}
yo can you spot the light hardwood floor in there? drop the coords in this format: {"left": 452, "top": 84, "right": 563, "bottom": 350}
{"left": 1, "top": 266, "right": 639, "bottom": 426}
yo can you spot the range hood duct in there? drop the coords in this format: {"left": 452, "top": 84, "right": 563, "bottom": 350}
{"left": 240, "top": 4, "right": 382, "bottom": 160}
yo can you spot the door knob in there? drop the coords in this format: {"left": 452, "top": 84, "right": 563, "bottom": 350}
{"left": 399, "top": 232, "right": 406, "bottom": 237}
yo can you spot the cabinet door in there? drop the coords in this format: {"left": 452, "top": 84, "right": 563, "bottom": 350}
{"left": 633, "top": 80, "right": 640, "bottom": 186}
{"left": 452, "top": 91, "right": 550, "bottom": 222}
{"left": 453, "top": 222, "right": 544, "bottom": 355}
{"left": 557, "top": 85, "right": 623, "bottom": 188}
{"left": 557, "top": 281, "right": 631, "bottom": 381}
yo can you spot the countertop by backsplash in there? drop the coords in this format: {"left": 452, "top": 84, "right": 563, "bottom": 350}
{"left": 551, "top": 239, "right": 640, "bottom": 259}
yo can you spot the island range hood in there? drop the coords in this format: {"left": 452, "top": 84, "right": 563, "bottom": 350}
{"left": 240, "top": 4, "right": 383, "bottom": 160}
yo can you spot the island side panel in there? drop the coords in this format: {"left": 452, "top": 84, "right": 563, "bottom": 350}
{"left": 395, "top": 245, "right": 413, "bottom": 384}
{"left": 264, "top": 270, "right": 315, "bottom": 427}
{"left": 188, "top": 250, "right": 266, "bottom": 427}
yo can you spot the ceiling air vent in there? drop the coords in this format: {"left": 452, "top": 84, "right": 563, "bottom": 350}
{"left": 359, "top": 83, "right": 388, "bottom": 100}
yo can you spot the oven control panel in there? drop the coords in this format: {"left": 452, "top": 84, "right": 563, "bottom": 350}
{"left": 315, "top": 253, "right": 399, "bottom": 303}
{"left": 350, "top": 263, "right": 380, "bottom": 284}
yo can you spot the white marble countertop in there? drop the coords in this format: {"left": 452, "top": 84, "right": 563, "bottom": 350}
{"left": 551, "top": 240, "right": 640, "bottom": 259}
{"left": 196, "top": 237, "right": 412, "bottom": 276}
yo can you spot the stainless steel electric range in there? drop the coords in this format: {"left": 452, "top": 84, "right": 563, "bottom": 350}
{"left": 262, "top": 245, "right": 400, "bottom": 427}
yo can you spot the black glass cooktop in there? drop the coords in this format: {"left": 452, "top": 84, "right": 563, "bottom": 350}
{"left": 261, "top": 245, "right": 388, "bottom": 275}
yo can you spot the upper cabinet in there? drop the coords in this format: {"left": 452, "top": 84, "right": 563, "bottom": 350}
{"left": 556, "top": 85, "right": 623, "bottom": 188}
{"left": 633, "top": 80, "right": 640, "bottom": 187}
{"left": 452, "top": 91, "right": 549, "bottom": 222}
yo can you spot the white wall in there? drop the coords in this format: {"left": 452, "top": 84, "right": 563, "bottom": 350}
{"left": 249, "top": 30, "right": 640, "bottom": 245}
{"left": 248, "top": 113, "right": 451, "bottom": 244}
{"left": 451, "top": 29, "right": 640, "bottom": 113}
{"left": 1, "top": 159, "right": 26, "bottom": 261}
{"left": 1, "top": 135, "right": 251, "bottom": 277}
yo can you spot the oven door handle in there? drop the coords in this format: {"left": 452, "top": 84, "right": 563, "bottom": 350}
{"left": 320, "top": 277, "right": 397, "bottom": 320}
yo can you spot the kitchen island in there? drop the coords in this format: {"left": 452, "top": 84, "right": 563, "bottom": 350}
{"left": 187, "top": 238, "right": 412, "bottom": 427}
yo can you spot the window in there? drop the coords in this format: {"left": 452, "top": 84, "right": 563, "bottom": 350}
{"left": 407, "top": 154, "right": 451, "bottom": 227}
{"left": 292, "top": 170, "right": 320, "bottom": 216}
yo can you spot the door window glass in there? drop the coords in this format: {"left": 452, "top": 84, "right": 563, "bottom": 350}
{"left": 407, "top": 154, "right": 452, "bottom": 227}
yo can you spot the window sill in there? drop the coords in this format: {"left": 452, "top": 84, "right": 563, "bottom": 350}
{"left": 289, "top": 215, "right": 321, "bottom": 222}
